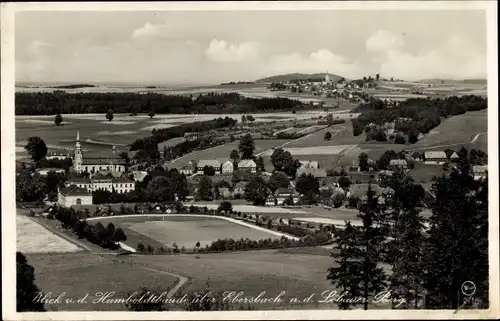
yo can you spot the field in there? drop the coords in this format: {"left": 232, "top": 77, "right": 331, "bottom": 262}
{"left": 16, "top": 215, "right": 82, "bottom": 254}
{"left": 412, "top": 110, "right": 487, "bottom": 151}
{"left": 25, "top": 252, "right": 179, "bottom": 311}
{"left": 92, "top": 216, "right": 283, "bottom": 249}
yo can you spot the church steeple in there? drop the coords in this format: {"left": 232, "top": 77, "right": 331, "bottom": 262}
{"left": 74, "top": 131, "right": 82, "bottom": 172}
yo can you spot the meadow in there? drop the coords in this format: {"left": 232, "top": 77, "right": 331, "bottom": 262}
{"left": 25, "top": 252, "right": 179, "bottom": 311}
{"left": 16, "top": 215, "right": 82, "bottom": 254}
{"left": 412, "top": 110, "right": 487, "bottom": 151}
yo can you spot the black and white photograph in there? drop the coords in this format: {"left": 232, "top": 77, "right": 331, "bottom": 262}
{"left": 2, "top": 1, "right": 498, "bottom": 319}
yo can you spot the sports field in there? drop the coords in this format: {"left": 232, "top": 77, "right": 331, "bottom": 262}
{"left": 93, "top": 215, "right": 283, "bottom": 249}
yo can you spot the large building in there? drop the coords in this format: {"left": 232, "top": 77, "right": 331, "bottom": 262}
{"left": 72, "top": 132, "right": 126, "bottom": 174}
{"left": 58, "top": 185, "right": 93, "bottom": 207}
{"left": 65, "top": 174, "right": 135, "bottom": 194}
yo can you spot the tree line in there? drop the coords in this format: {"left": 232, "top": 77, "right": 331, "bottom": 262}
{"left": 351, "top": 95, "right": 487, "bottom": 140}
{"left": 15, "top": 92, "right": 301, "bottom": 115}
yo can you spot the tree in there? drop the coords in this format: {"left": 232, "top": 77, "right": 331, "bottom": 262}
{"left": 326, "top": 223, "right": 364, "bottom": 309}
{"left": 271, "top": 148, "right": 300, "bottom": 177}
{"left": 394, "top": 134, "right": 406, "bottom": 144}
{"left": 105, "top": 222, "right": 116, "bottom": 242}
{"left": 332, "top": 192, "right": 345, "bottom": 208}
{"left": 218, "top": 201, "right": 233, "bottom": 213}
{"left": 324, "top": 132, "right": 332, "bottom": 141}
{"left": 255, "top": 156, "right": 265, "bottom": 172}
{"left": 246, "top": 115, "right": 255, "bottom": 123}
{"left": 338, "top": 176, "right": 352, "bottom": 189}
{"left": 358, "top": 153, "right": 370, "bottom": 172}
{"left": 238, "top": 134, "right": 255, "bottom": 159}
{"left": 387, "top": 171, "right": 427, "bottom": 308}
{"left": 24, "top": 136, "right": 48, "bottom": 162}
{"left": 54, "top": 113, "right": 63, "bottom": 126}
{"left": 328, "top": 184, "right": 389, "bottom": 310}
{"left": 17, "top": 252, "right": 46, "bottom": 312}
{"left": 241, "top": 115, "right": 247, "bottom": 124}
{"left": 267, "top": 171, "right": 290, "bottom": 194}
{"left": 16, "top": 170, "right": 47, "bottom": 203}
{"left": 112, "top": 227, "right": 127, "bottom": 243}
{"left": 106, "top": 109, "right": 114, "bottom": 121}
{"left": 136, "top": 243, "right": 145, "bottom": 252}
{"left": 377, "top": 150, "right": 398, "bottom": 170}
{"left": 408, "top": 130, "right": 419, "bottom": 144}
{"left": 125, "top": 286, "right": 168, "bottom": 311}
{"left": 244, "top": 175, "right": 268, "bottom": 205}
{"left": 197, "top": 175, "right": 213, "bottom": 201}
{"left": 203, "top": 165, "right": 216, "bottom": 176}
{"left": 148, "top": 110, "right": 155, "bottom": 119}
{"left": 229, "top": 149, "right": 240, "bottom": 163}
{"left": 376, "top": 73, "right": 380, "bottom": 81}
{"left": 295, "top": 173, "right": 320, "bottom": 204}
{"left": 424, "top": 158, "right": 488, "bottom": 309}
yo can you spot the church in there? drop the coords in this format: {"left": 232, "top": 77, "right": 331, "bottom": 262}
{"left": 72, "top": 132, "right": 127, "bottom": 174}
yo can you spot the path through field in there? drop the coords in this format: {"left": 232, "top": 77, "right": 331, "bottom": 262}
{"left": 410, "top": 132, "right": 487, "bottom": 151}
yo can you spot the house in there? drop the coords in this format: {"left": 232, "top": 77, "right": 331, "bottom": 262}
{"left": 266, "top": 187, "right": 300, "bottom": 206}
{"left": 221, "top": 160, "right": 234, "bottom": 174}
{"left": 196, "top": 160, "right": 221, "bottom": 174}
{"left": 411, "top": 152, "right": 422, "bottom": 162}
{"left": 296, "top": 168, "right": 327, "bottom": 179}
{"left": 237, "top": 159, "right": 257, "bottom": 173}
{"left": 299, "top": 160, "right": 319, "bottom": 169}
{"left": 376, "top": 170, "right": 394, "bottom": 182}
{"left": 65, "top": 175, "right": 135, "bottom": 194}
{"left": 180, "top": 161, "right": 196, "bottom": 176}
{"left": 131, "top": 171, "right": 148, "bottom": 182}
{"left": 346, "top": 184, "right": 394, "bottom": 208}
{"left": 219, "top": 187, "right": 233, "bottom": 199}
{"left": 58, "top": 185, "right": 93, "bottom": 207}
{"left": 424, "top": 151, "right": 448, "bottom": 165}
{"left": 233, "top": 182, "right": 246, "bottom": 197}
{"left": 389, "top": 159, "right": 408, "bottom": 169}
{"left": 35, "top": 168, "right": 66, "bottom": 176}
{"left": 46, "top": 151, "right": 72, "bottom": 160}
{"left": 449, "top": 152, "right": 460, "bottom": 163}
{"left": 472, "top": 165, "right": 488, "bottom": 181}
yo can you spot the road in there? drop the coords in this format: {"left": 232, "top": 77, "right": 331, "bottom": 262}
{"left": 410, "top": 132, "right": 487, "bottom": 151}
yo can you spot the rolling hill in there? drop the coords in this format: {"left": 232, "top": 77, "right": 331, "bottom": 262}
{"left": 417, "top": 78, "right": 487, "bottom": 85}
{"left": 256, "top": 73, "right": 345, "bottom": 83}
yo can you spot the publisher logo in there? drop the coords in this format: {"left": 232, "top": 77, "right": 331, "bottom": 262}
{"left": 461, "top": 281, "right": 476, "bottom": 297}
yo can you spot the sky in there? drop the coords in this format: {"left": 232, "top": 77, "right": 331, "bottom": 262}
{"left": 15, "top": 10, "right": 487, "bottom": 85}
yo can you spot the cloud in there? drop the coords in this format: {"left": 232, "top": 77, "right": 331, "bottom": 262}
{"left": 131, "top": 22, "right": 166, "bottom": 40}
{"left": 204, "top": 39, "right": 261, "bottom": 63}
{"left": 366, "top": 29, "right": 404, "bottom": 52}
{"left": 365, "top": 30, "right": 486, "bottom": 80}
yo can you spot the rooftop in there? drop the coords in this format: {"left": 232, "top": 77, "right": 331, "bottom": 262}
{"left": 59, "top": 185, "right": 92, "bottom": 197}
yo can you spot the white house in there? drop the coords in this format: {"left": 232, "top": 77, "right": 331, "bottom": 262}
{"left": 180, "top": 161, "right": 196, "bottom": 176}
{"left": 35, "top": 168, "right": 66, "bottom": 176}
{"left": 221, "top": 160, "right": 234, "bottom": 174}
{"left": 237, "top": 159, "right": 257, "bottom": 173}
{"left": 389, "top": 159, "right": 408, "bottom": 169}
{"left": 299, "top": 160, "right": 319, "bottom": 169}
{"left": 65, "top": 175, "right": 135, "bottom": 194}
{"left": 197, "top": 160, "right": 221, "bottom": 174}
{"left": 449, "top": 152, "right": 460, "bottom": 162}
{"left": 424, "top": 151, "right": 448, "bottom": 165}
{"left": 58, "top": 185, "right": 93, "bottom": 207}
{"left": 472, "top": 165, "right": 488, "bottom": 181}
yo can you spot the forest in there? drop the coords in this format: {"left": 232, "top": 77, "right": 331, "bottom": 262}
{"left": 15, "top": 91, "right": 302, "bottom": 115}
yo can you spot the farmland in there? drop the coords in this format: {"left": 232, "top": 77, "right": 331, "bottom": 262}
{"left": 16, "top": 215, "right": 82, "bottom": 254}
{"left": 24, "top": 252, "right": 179, "bottom": 311}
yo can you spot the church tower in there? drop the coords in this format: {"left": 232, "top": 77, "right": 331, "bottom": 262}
{"left": 73, "top": 131, "right": 82, "bottom": 172}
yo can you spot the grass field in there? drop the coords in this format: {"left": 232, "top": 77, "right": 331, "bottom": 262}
{"left": 95, "top": 216, "right": 282, "bottom": 249}
{"left": 412, "top": 110, "right": 487, "bottom": 150}
{"left": 25, "top": 252, "right": 179, "bottom": 311}
{"left": 16, "top": 215, "right": 82, "bottom": 254}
